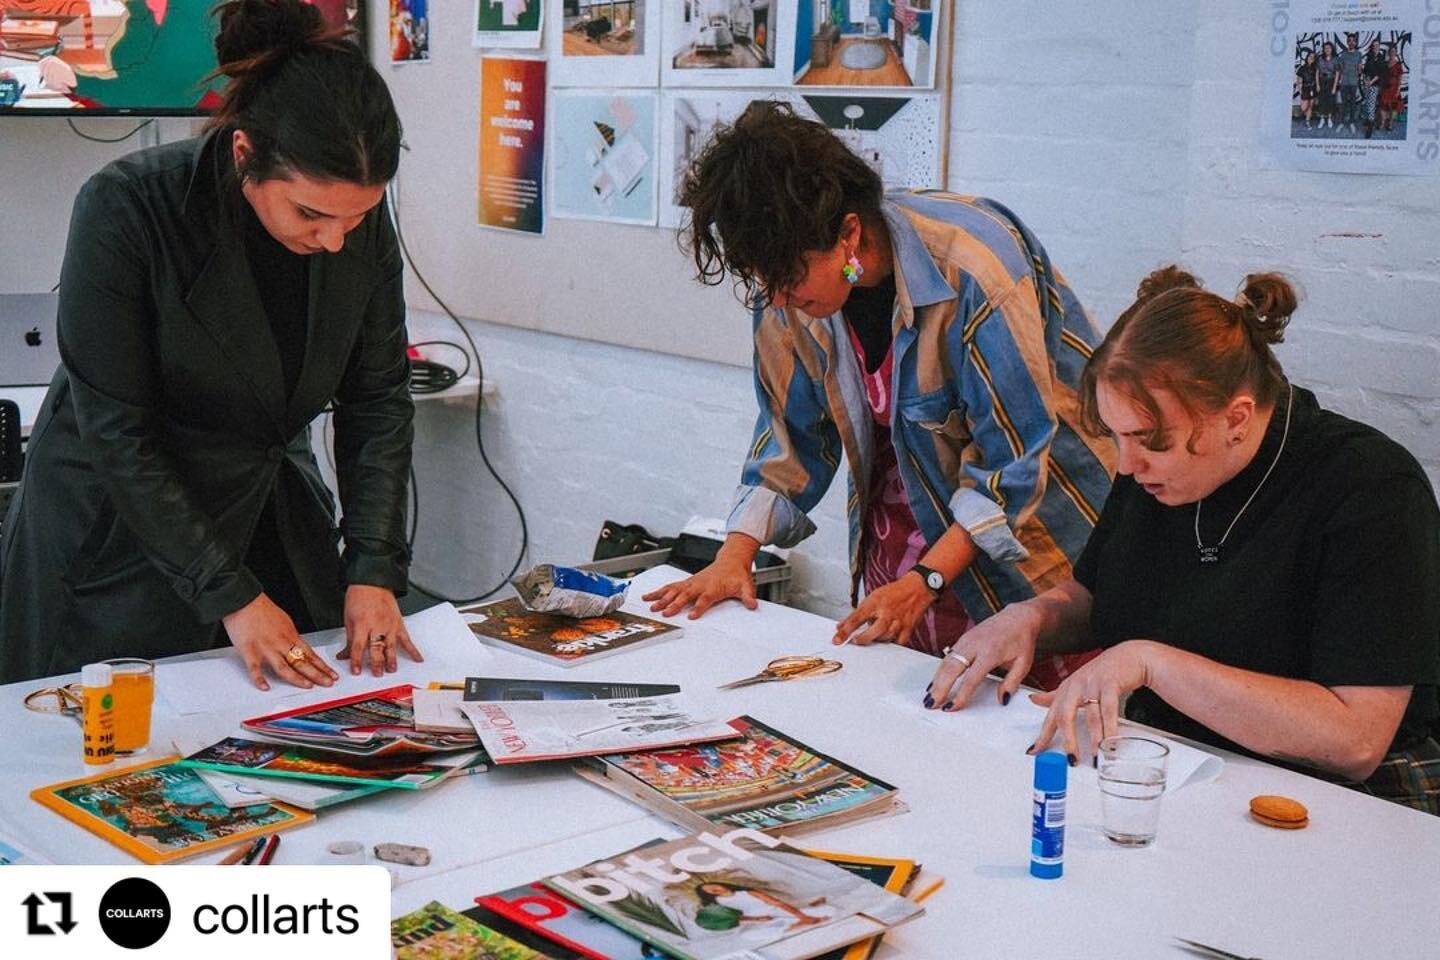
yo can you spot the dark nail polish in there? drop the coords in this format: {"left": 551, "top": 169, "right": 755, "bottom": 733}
{"left": 942, "top": 703, "right": 955, "bottom": 712}
{"left": 1092, "top": 755, "right": 1098, "bottom": 769}
{"left": 1067, "top": 753, "right": 1078, "bottom": 767}
{"left": 1025, "top": 742, "right": 1035, "bottom": 754}
{"left": 925, "top": 683, "right": 932, "bottom": 695}
{"left": 922, "top": 694, "right": 934, "bottom": 708}
{"left": 1001, "top": 692, "right": 1011, "bottom": 706}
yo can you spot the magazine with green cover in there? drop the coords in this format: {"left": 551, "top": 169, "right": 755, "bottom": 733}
{"left": 392, "top": 900, "right": 554, "bottom": 959}
{"left": 179, "top": 737, "right": 487, "bottom": 790}
{"left": 575, "top": 716, "right": 900, "bottom": 836}
{"left": 542, "top": 829, "right": 923, "bottom": 960}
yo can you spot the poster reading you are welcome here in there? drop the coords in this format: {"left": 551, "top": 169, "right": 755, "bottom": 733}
{"left": 480, "top": 57, "right": 548, "bottom": 234}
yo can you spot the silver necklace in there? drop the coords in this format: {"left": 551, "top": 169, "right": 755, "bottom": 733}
{"left": 1194, "top": 383, "right": 1293, "bottom": 564}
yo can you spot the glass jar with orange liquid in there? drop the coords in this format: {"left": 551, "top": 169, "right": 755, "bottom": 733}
{"left": 101, "top": 658, "right": 154, "bottom": 755}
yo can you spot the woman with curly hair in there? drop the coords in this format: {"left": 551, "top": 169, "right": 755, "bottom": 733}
{"left": 644, "top": 102, "right": 1115, "bottom": 691}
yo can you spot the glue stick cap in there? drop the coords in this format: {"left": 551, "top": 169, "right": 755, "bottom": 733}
{"left": 1034, "top": 751, "right": 1067, "bottom": 791}
{"left": 81, "top": 663, "right": 113, "bottom": 688}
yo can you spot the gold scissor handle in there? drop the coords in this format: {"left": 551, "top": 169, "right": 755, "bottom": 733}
{"left": 718, "top": 656, "right": 843, "bottom": 689}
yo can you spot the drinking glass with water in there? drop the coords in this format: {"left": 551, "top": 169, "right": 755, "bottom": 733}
{"left": 1098, "top": 735, "right": 1169, "bottom": 846}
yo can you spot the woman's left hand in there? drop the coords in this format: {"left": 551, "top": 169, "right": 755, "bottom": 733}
{"left": 832, "top": 573, "right": 935, "bottom": 646}
{"left": 338, "top": 584, "right": 424, "bottom": 676}
{"left": 1026, "top": 640, "right": 1155, "bottom": 762}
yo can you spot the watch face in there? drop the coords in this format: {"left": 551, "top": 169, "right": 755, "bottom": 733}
{"left": 925, "top": 571, "right": 944, "bottom": 591}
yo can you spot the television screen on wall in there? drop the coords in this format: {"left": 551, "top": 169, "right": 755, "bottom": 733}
{"left": 0, "top": 0, "right": 364, "bottom": 116}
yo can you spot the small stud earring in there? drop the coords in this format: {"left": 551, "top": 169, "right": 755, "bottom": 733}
{"left": 842, "top": 253, "right": 863, "bottom": 284}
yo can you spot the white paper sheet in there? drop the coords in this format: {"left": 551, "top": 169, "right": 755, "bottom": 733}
{"left": 154, "top": 604, "right": 489, "bottom": 717}
{"left": 883, "top": 680, "right": 1223, "bottom": 794}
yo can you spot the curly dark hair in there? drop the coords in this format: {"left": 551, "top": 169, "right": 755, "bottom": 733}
{"left": 678, "top": 101, "right": 884, "bottom": 303}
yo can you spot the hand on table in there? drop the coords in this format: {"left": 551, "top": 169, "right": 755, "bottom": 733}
{"left": 642, "top": 558, "right": 757, "bottom": 619}
{"left": 832, "top": 573, "right": 934, "bottom": 646}
{"left": 1026, "top": 640, "right": 1153, "bottom": 763}
{"left": 925, "top": 601, "right": 1041, "bottom": 711}
{"left": 337, "top": 584, "right": 423, "bottom": 676}
{"left": 223, "top": 592, "right": 339, "bottom": 691}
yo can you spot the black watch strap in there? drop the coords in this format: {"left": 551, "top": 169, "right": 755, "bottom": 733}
{"left": 910, "top": 563, "right": 946, "bottom": 595}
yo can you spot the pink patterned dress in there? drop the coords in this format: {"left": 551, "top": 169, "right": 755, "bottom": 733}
{"left": 848, "top": 325, "right": 972, "bottom": 657}
{"left": 847, "top": 324, "right": 1095, "bottom": 689}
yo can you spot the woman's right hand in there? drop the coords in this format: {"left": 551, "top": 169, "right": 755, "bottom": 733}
{"left": 642, "top": 558, "right": 758, "bottom": 620}
{"left": 925, "top": 600, "right": 1043, "bottom": 711}
{"left": 222, "top": 593, "right": 339, "bottom": 691}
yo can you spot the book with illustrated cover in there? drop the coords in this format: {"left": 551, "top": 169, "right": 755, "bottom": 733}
{"left": 30, "top": 757, "right": 311, "bottom": 864}
{"left": 242, "top": 685, "right": 481, "bottom": 755}
{"left": 476, "top": 882, "right": 665, "bottom": 960}
{"left": 575, "top": 716, "right": 900, "bottom": 836}
{"left": 457, "top": 696, "right": 737, "bottom": 764}
{"left": 462, "top": 904, "right": 589, "bottom": 960}
{"left": 542, "top": 830, "right": 923, "bottom": 960}
{"left": 459, "top": 598, "right": 681, "bottom": 667}
{"left": 392, "top": 900, "right": 554, "bottom": 959}
{"left": 179, "top": 737, "right": 488, "bottom": 790}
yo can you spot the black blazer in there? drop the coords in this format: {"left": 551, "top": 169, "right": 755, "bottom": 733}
{"left": 0, "top": 133, "right": 414, "bottom": 682}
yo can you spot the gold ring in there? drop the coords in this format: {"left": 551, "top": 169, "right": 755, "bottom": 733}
{"left": 285, "top": 644, "right": 308, "bottom": 664}
{"left": 369, "top": 634, "right": 388, "bottom": 647}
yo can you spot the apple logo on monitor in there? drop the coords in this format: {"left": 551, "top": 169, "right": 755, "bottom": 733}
{"left": 24, "top": 327, "right": 41, "bottom": 348}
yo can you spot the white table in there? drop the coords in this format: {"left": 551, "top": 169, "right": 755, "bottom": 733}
{"left": 5, "top": 566, "right": 1438, "bottom": 958}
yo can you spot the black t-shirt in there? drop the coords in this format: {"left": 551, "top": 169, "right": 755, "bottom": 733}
{"left": 242, "top": 205, "right": 309, "bottom": 402}
{"left": 1074, "top": 385, "right": 1440, "bottom": 759}
{"left": 842, "top": 274, "right": 897, "bottom": 375}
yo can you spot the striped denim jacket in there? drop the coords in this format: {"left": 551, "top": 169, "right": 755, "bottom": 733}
{"left": 725, "top": 191, "right": 1117, "bottom": 620}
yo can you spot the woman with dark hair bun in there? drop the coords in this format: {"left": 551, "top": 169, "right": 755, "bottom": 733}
{"left": 643, "top": 102, "right": 1116, "bottom": 692}
{"left": 0, "top": 0, "right": 423, "bottom": 689}
{"left": 929, "top": 266, "right": 1440, "bottom": 814}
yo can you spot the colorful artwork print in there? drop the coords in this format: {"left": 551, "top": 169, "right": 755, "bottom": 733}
{"left": 606, "top": 717, "right": 895, "bottom": 831}
{"left": 791, "top": 0, "right": 937, "bottom": 88}
{"left": 390, "top": 0, "right": 429, "bottom": 63}
{"left": 561, "top": 0, "right": 643, "bottom": 56}
{"left": 551, "top": 90, "right": 658, "bottom": 225}
{"left": 0, "top": 0, "right": 360, "bottom": 112}
{"left": 671, "top": 0, "right": 775, "bottom": 69}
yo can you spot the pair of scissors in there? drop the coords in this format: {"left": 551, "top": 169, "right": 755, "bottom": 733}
{"left": 718, "top": 655, "right": 843, "bottom": 690}
{"left": 1175, "top": 937, "right": 1262, "bottom": 960}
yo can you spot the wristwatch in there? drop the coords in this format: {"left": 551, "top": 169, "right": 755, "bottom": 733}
{"left": 909, "top": 563, "right": 946, "bottom": 596}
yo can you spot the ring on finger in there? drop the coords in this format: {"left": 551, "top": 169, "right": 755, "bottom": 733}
{"left": 945, "top": 651, "right": 973, "bottom": 670}
{"left": 368, "top": 633, "right": 388, "bottom": 648}
{"left": 1079, "top": 697, "right": 1100, "bottom": 707}
{"left": 285, "top": 644, "right": 307, "bottom": 664}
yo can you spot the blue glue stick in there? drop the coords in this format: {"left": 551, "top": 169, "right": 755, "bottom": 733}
{"left": 1030, "top": 751, "right": 1067, "bottom": 879}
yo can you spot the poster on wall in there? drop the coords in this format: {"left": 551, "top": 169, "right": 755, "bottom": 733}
{"left": 792, "top": 0, "right": 941, "bottom": 89}
{"left": 548, "top": 0, "right": 659, "bottom": 86}
{"left": 480, "top": 57, "right": 548, "bottom": 234}
{"left": 657, "top": 90, "right": 941, "bottom": 228}
{"left": 660, "top": 0, "right": 799, "bottom": 87}
{"left": 550, "top": 90, "right": 660, "bottom": 225}
{"left": 1265, "top": 0, "right": 1434, "bottom": 175}
{"left": 474, "top": 0, "right": 544, "bottom": 48}
{"left": 390, "top": 0, "right": 431, "bottom": 64}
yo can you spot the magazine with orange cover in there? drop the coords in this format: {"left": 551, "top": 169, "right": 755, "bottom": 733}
{"left": 458, "top": 598, "right": 680, "bottom": 667}
{"left": 803, "top": 850, "right": 918, "bottom": 960}
{"left": 30, "top": 756, "right": 311, "bottom": 864}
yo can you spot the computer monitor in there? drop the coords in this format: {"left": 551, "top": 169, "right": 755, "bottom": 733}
{"left": 0, "top": 0, "right": 364, "bottom": 116}
{"left": 0, "top": 292, "right": 61, "bottom": 388}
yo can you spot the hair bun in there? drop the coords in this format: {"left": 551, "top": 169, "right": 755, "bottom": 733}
{"left": 215, "top": 0, "right": 326, "bottom": 72}
{"left": 1237, "top": 272, "right": 1298, "bottom": 345}
{"left": 1135, "top": 265, "right": 1202, "bottom": 305}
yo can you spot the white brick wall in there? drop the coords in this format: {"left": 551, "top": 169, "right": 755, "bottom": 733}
{"left": 4, "top": 4, "right": 1437, "bottom": 622}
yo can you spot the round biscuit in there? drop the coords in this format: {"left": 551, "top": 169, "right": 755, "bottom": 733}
{"left": 1249, "top": 794, "right": 1308, "bottom": 823}
{"left": 1251, "top": 810, "right": 1309, "bottom": 829}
